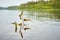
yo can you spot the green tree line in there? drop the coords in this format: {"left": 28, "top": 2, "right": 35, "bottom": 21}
{"left": 18, "top": 0, "right": 60, "bottom": 10}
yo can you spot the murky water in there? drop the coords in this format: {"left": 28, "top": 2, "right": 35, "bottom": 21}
{"left": 0, "top": 10, "right": 60, "bottom": 40}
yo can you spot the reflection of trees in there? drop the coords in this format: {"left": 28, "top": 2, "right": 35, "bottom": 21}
{"left": 28, "top": 10, "right": 60, "bottom": 20}
{"left": 51, "top": 10, "right": 60, "bottom": 19}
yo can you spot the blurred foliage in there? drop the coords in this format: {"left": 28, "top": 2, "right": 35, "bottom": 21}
{"left": 18, "top": 0, "right": 60, "bottom": 10}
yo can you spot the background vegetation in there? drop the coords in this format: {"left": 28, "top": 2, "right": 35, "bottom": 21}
{"left": 18, "top": 0, "right": 60, "bottom": 10}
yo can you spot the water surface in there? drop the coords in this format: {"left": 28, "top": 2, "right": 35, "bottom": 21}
{"left": 0, "top": 10, "right": 60, "bottom": 40}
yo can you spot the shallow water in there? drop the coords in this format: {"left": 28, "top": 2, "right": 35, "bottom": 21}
{"left": 0, "top": 10, "right": 60, "bottom": 40}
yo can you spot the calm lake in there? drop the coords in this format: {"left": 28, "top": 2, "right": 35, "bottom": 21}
{"left": 0, "top": 10, "right": 60, "bottom": 40}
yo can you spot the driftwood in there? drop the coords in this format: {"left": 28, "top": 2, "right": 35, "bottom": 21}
{"left": 11, "top": 21, "right": 17, "bottom": 32}
{"left": 19, "top": 28, "right": 23, "bottom": 38}
{"left": 12, "top": 11, "right": 31, "bottom": 38}
{"left": 24, "top": 27, "right": 30, "bottom": 31}
{"left": 19, "top": 11, "right": 23, "bottom": 19}
{"left": 24, "top": 18, "right": 31, "bottom": 21}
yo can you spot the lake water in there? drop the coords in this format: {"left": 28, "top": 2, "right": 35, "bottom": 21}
{"left": 0, "top": 10, "right": 60, "bottom": 40}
